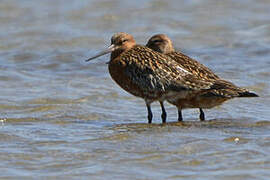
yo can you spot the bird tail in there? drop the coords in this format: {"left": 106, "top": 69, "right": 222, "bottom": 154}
{"left": 205, "top": 80, "right": 259, "bottom": 98}
{"left": 238, "top": 91, "right": 259, "bottom": 97}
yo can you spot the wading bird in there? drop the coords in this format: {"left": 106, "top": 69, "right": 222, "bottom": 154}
{"left": 146, "top": 34, "right": 258, "bottom": 121}
{"left": 86, "top": 32, "right": 215, "bottom": 123}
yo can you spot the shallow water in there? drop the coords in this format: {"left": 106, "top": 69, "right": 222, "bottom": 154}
{"left": 0, "top": 0, "right": 270, "bottom": 179}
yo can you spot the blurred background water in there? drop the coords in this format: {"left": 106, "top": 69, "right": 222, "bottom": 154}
{"left": 0, "top": 0, "right": 269, "bottom": 179}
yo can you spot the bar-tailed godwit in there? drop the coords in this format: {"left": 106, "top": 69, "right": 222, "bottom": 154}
{"left": 146, "top": 34, "right": 258, "bottom": 121}
{"left": 86, "top": 32, "right": 214, "bottom": 123}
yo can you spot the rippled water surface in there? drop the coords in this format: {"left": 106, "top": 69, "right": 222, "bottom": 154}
{"left": 0, "top": 0, "right": 270, "bottom": 179}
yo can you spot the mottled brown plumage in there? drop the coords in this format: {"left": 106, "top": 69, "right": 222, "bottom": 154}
{"left": 146, "top": 34, "right": 219, "bottom": 81}
{"left": 86, "top": 32, "right": 216, "bottom": 123}
{"left": 146, "top": 34, "right": 258, "bottom": 121}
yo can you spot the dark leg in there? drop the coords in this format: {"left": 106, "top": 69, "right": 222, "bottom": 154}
{"left": 146, "top": 103, "right": 153, "bottom": 124}
{"left": 178, "top": 108, "right": 183, "bottom": 121}
{"left": 159, "top": 101, "right": 167, "bottom": 123}
{"left": 199, "top": 108, "right": 205, "bottom": 121}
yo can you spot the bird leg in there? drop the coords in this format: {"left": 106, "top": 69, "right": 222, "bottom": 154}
{"left": 146, "top": 102, "right": 153, "bottom": 124}
{"left": 199, "top": 108, "right": 205, "bottom": 121}
{"left": 159, "top": 101, "right": 167, "bottom": 123}
{"left": 178, "top": 108, "right": 183, "bottom": 121}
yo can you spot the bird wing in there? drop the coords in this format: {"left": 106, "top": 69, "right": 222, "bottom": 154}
{"left": 121, "top": 45, "right": 213, "bottom": 93}
{"left": 168, "top": 52, "right": 219, "bottom": 80}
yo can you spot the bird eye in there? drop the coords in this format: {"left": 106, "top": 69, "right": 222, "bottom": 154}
{"left": 122, "top": 39, "right": 128, "bottom": 43}
{"left": 153, "top": 39, "right": 163, "bottom": 43}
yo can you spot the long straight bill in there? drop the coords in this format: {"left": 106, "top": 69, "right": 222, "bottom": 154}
{"left": 85, "top": 44, "right": 116, "bottom": 62}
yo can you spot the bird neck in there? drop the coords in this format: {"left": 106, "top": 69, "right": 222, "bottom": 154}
{"left": 110, "top": 44, "right": 136, "bottom": 61}
{"left": 110, "top": 49, "right": 125, "bottom": 61}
